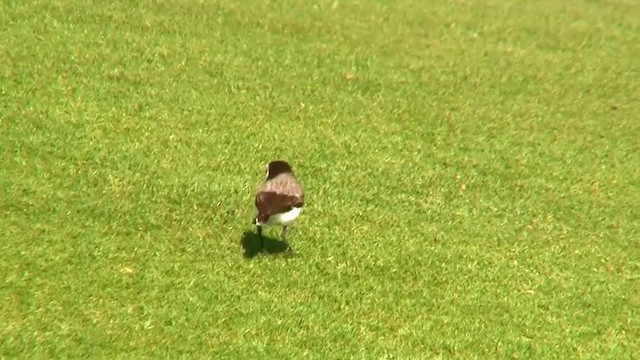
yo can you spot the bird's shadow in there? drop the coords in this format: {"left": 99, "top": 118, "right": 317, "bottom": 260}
{"left": 240, "top": 230, "right": 290, "bottom": 259}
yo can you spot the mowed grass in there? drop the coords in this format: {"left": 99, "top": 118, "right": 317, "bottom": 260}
{"left": 1, "top": 0, "right": 639, "bottom": 358}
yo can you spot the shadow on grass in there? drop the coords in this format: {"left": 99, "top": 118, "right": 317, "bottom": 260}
{"left": 240, "top": 230, "right": 290, "bottom": 259}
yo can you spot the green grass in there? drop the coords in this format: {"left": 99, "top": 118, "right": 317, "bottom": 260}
{"left": 1, "top": 0, "right": 639, "bottom": 358}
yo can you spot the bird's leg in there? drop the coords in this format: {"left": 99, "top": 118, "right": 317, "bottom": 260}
{"left": 281, "top": 226, "right": 291, "bottom": 251}
{"left": 257, "top": 225, "right": 263, "bottom": 250}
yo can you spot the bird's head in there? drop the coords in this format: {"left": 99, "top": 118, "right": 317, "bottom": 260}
{"left": 265, "top": 160, "right": 294, "bottom": 180}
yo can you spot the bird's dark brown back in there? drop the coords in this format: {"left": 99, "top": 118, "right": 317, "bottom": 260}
{"left": 258, "top": 173, "right": 303, "bottom": 198}
{"left": 254, "top": 192, "right": 304, "bottom": 223}
{"left": 254, "top": 173, "right": 304, "bottom": 221}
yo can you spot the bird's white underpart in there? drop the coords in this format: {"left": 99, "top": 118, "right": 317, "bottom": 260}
{"left": 256, "top": 207, "right": 302, "bottom": 226}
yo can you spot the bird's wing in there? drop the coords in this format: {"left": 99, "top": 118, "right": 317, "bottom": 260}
{"left": 254, "top": 191, "right": 304, "bottom": 223}
{"left": 261, "top": 174, "right": 303, "bottom": 197}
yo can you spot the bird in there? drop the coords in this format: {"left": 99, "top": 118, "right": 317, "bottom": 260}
{"left": 253, "top": 160, "right": 304, "bottom": 251}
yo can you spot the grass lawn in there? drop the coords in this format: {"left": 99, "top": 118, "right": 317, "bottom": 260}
{"left": 1, "top": 0, "right": 639, "bottom": 358}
